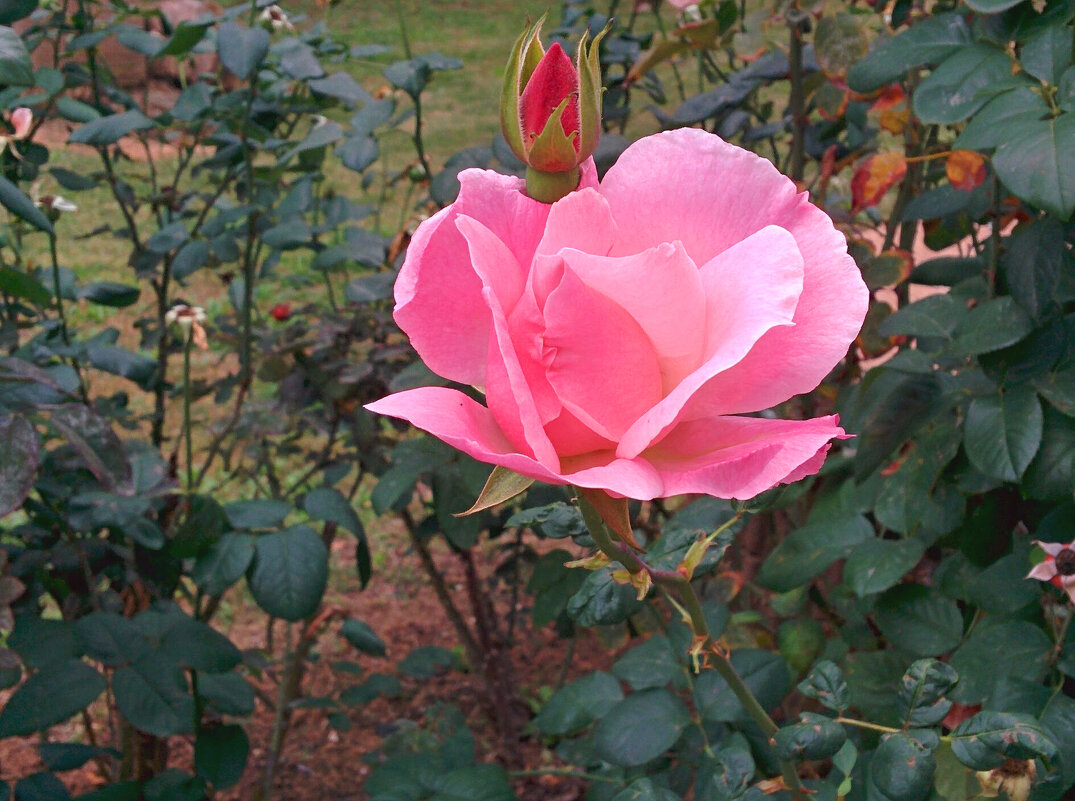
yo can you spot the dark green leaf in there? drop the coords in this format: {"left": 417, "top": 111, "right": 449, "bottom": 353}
{"left": 337, "top": 673, "right": 401, "bottom": 706}
{"left": 0, "top": 26, "right": 33, "bottom": 85}
{"left": 113, "top": 653, "right": 194, "bottom": 737}
{"left": 950, "top": 711, "right": 1058, "bottom": 770}
{"left": 194, "top": 724, "right": 248, "bottom": 790}
{"left": 1022, "top": 23, "right": 1072, "bottom": 85}
{"left": 217, "top": 22, "right": 268, "bottom": 80}
{"left": 14, "top": 773, "right": 71, "bottom": 801}
{"left": 0, "top": 176, "right": 52, "bottom": 233}
{"left": 773, "top": 712, "right": 847, "bottom": 761}
{"left": 383, "top": 58, "right": 430, "bottom": 97}
{"left": 532, "top": 671, "right": 623, "bottom": 736}
{"left": 844, "top": 538, "right": 925, "bottom": 596}
{"left": 0, "top": 2, "right": 37, "bottom": 25}
{"left": 854, "top": 373, "right": 944, "bottom": 480}
{"left": 847, "top": 13, "right": 971, "bottom": 93}
{"left": 78, "top": 282, "right": 140, "bottom": 308}
{"left": 963, "top": 0, "right": 1026, "bottom": 11}
{"left": 0, "top": 413, "right": 37, "bottom": 516}
{"left": 613, "top": 635, "right": 681, "bottom": 690}
{"left": 50, "top": 405, "right": 133, "bottom": 494}
{"left": 875, "top": 584, "right": 963, "bottom": 656}
{"left": 1023, "top": 405, "right": 1075, "bottom": 499}
{"left": 566, "top": 566, "right": 645, "bottom": 626}
{"left": 159, "top": 616, "right": 240, "bottom": 673}
{"left": 950, "top": 297, "right": 1033, "bottom": 356}
{"left": 427, "top": 764, "right": 514, "bottom": 801}
{"left": 955, "top": 86, "right": 1050, "bottom": 151}
{"left": 879, "top": 294, "right": 961, "bottom": 340}
{"left": 913, "top": 45, "right": 1017, "bottom": 124}
{"left": 309, "top": 72, "right": 373, "bottom": 105}
{"left": 247, "top": 525, "right": 328, "bottom": 621}
{"left": 73, "top": 612, "right": 150, "bottom": 667}
{"left": 950, "top": 618, "right": 1051, "bottom": 703}
{"left": 797, "top": 660, "right": 850, "bottom": 712}
{"left": 0, "top": 265, "right": 50, "bottom": 306}
{"left": 191, "top": 533, "right": 253, "bottom": 596}
{"left": 593, "top": 689, "right": 690, "bottom": 767}
{"left": 398, "top": 645, "right": 455, "bottom": 678}
{"left": 899, "top": 658, "right": 957, "bottom": 727}
{"left": 994, "top": 111, "right": 1075, "bottom": 220}
{"left": 694, "top": 649, "right": 791, "bottom": 722}
{"left": 86, "top": 343, "right": 156, "bottom": 388}
{"left": 0, "top": 660, "right": 105, "bottom": 737}
{"left": 964, "top": 386, "right": 1042, "bottom": 482}
{"left": 755, "top": 516, "right": 874, "bottom": 592}
{"left": 39, "top": 743, "right": 117, "bottom": 772}
{"left": 156, "top": 22, "right": 210, "bottom": 59}
{"left": 870, "top": 733, "right": 936, "bottom": 801}
{"left": 9, "top": 616, "right": 78, "bottom": 669}
{"left": 68, "top": 110, "right": 154, "bottom": 146}
{"left": 303, "top": 487, "right": 363, "bottom": 536}
{"left": 339, "top": 619, "right": 386, "bottom": 657}
{"left": 611, "top": 778, "right": 681, "bottom": 801}
{"left": 197, "top": 672, "right": 254, "bottom": 717}
{"left": 222, "top": 499, "right": 291, "bottom": 530}
{"left": 338, "top": 135, "right": 379, "bottom": 173}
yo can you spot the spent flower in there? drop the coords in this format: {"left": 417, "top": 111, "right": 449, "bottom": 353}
{"left": 1027, "top": 540, "right": 1075, "bottom": 602}
{"left": 165, "top": 304, "right": 208, "bottom": 350}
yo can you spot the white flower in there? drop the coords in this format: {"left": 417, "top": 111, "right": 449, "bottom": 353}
{"left": 165, "top": 304, "right": 209, "bottom": 349}
{"left": 258, "top": 5, "right": 295, "bottom": 32}
{"left": 34, "top": 194, "right": 77, "bottom": 219}
{"left": 1026, "top": 540, "right": 1075, "bottom": 603}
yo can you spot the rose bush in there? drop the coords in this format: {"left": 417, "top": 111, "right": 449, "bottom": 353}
{"left": 368, "top": 129, "right": 868, "bottom": 500}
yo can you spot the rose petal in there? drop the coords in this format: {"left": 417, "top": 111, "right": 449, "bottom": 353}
{"left": 1033, "top": 540, "right": 1070, "bottom": 557}
{"left": 560, "top": 241, "right": 705, "bottom": 391}
{"left": 602, "top": 129, "right": 867, "bottom": 415}
{"left": 644, "top": 415, "right": 846, "bottom": 500}
{"left": 365, "top": 389, "right": 663, "bottom": 499}
{"left": 393, "top": 169, "right": 549, "bottom": 386}
{"left": 542, "top": 264, "right": 663, "bottom": 441}
{"left": 616, "top": 225, "right": 803, "bottom": 459}
{"left": 1027, "top": 561, "right": 1058, "bottom": 581}
{"left": 536, "top": 187, "right": 617, "bottom": 258}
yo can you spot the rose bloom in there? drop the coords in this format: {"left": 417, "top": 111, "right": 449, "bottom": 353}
{"left": 367, "top": 129, "right": 868, "bottom": 500}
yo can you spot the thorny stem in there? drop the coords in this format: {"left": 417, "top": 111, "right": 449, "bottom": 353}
{"left": 577, "top": 495, "right": 809, "bottom": 801}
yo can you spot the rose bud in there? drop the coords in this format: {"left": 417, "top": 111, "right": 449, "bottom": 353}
{"left": 270, "top": 303, "right": 291, "bottom": 321}
{"left": 501, "top": 19, "right": 606, "bottom": 203}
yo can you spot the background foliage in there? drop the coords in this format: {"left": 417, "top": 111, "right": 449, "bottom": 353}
{"left": 0, "top": 0, "right": 1071, "bottom": 800}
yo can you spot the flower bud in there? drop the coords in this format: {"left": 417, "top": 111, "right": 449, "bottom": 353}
{"left": 270, "top": 303, "right": 291, "bottom": 321}
{"left": 501, "top": 19, "right": 606, "bottom": 203}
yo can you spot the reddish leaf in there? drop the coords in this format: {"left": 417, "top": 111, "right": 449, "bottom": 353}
{"left": 946, "top": 150, "right": 987, "bottom": 192}
{"left": 851, "top": 152, "right": 907, "bottom": 211}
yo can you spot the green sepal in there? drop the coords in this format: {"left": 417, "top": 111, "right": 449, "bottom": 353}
{"left": 526, "top": 96, "right": 580, "bottom": 172}
{"left": 499, "top": 17, "right": 546, "bottom": 164}
{"left": 576, "top": 23, "right": 609, "bottom": 162}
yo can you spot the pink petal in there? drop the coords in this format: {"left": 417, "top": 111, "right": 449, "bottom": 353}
{"left": 536, "top": 187, "right": 617, "bottom": 259}
{"left": 456, "top": 215, "right": 526, "bottom": 314}
{"left": 365, "top": 388, "right": 564, "bottom": 484}
{"left": 364, "top": 389, "right": 664, "bottom": 499}
{"left": 601, "top": 129, "right": 868, "bottom": 415}
{"left": 559, "top": 241, "right": 706, "bottom": 391}
{"left": 1033, "top": 540, "right": 1070, "bottom": 556}
{"left": 542, "top": 264, "right": 663, "bottom": 441}
{"left": 616, "top": 225, "right": 803, "bottom": 459}
{"left": 1062, "top": 574, "right": 1075, "bottom": 604}
{"left": 644, "top": 415, "right": 847, "bottom": 500}
{"left": 11, "top": 107, "right": 31, "bottom": 139}
{"left": 393, "top": 169, "right": 550, "bottom": 386}
{"left": 1026, "top": 561, "right": 1058, "bottom": 581}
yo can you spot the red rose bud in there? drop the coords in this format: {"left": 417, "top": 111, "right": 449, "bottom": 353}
{"left": 501, "top": 18, "right": 606, "bottom": 203}
{"left": 270, "top": 303, "right": 291, "bottom": 321}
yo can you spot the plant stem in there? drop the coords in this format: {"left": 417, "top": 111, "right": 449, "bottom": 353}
{"left": 786, "top": 8, "right": 806, "bottom": 184}
{"left": 183, "top": 333, "right": 194, "bottom": 489}
{"left": 835, "top": 717, "right": 901, "bottom": 735}
{"left": 576, "top": 494, "right": 808, "bottom": 801}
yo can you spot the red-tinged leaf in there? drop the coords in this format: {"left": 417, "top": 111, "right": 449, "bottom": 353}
{"left": 851, "top": 152, "right": 907, "bottom": 211}
{"left": 576, "top": 487, "right": 642, "bottom": 550}
{"left": 946, "top": 150, "right": 987, "bottom": 192}
{"left": 869, "top": 84, "right": 907, "bottom": 111}
{"left": 862, "top": 249, "right": 914, "bottom": 291}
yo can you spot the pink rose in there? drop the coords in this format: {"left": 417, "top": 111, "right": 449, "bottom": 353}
{"left": 367, "top": 129, "right": 868, "bottom": 501}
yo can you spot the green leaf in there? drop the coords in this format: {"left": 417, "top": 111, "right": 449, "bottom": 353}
{"left": 1001, "top": 216, "right": 1072, "bottom": 323}
{"left": 774, "top": 712, "right": 847, "bottom": 761}
{"left": 194, "top": 724, "right": 248, "bottom": 790}
{"left": 14, "top": 773, "right": 70, "bottom": 801}
{"left": 309, "top": 72, "right": 373, "bottom": 105}
{"left": 878, "top": 294, "right": 961, "bottom": 340}
{"left": 694, "top": 649, "right": 790, "bottom": 722}
{"left": 456, "top": 466, "right": 533, "bottom": 516}
{"left": 247, "top": 525, "right": 328, "bottom": 621}
{"left": 899, "top": 659, "right": 958, "bottom": 727}
{"left": 611, "top": 778, "right": 681, "bottom": 801}
{"left": 338, "top": 136, "right": 379, "bottom": 173}
{"left": 613, "top": 635, "right": 681, "bottom": 690}
{"left": 86, "top": 344, "right": 155, "bottom": 388}
{"left": 797, "top": 660, "right": 850, "bottom": 712}
{"left": 593, "top": 688, "right": 690, "bottom": 767}
{"left": 853, "top": 373, "right": 944, "bottom": 481}
{"left": 532, "top": 671, "right": 623, "bottom": 735}
{"left": 303, "top": 487, "right": 363, "bottom": 536}
{"left": 223, "top": 499, "right": 291, "bottom": 530}
{"left": 566, "top": 566, "right": 645, "bottom": 626}
{"left": 913, "top": 45, "right": 1016, "bottom": 124}
{"left": 874, "top": 422, "right": 964, "bottom": 539}
{"left": 844, "top": 650, "right": 907, "bottom": 725}
{"left": 1022, "top": 23, "right": 1072, "bottom": 85}
{"left": 73, "top": 612, "right": 150, "bottom": 667}
{"left": 337, "top": 673, "right": 401, "bottom": 706}
{"left": 950, "top": 618, "right": 1051, "bottom": 703}
{"left": 0, "top": 2, "right": 37, "bottom": 26}
{"left": 68, "top": 110, "right": 154, "bottom": 146}
{"left": 950, "top": 297, "right": 1033, "bottom": 356}
{"left": 156, "top": 22, "right": 210, "bottom": 59}
{"left": 870, "top": 733, "right": 936, "bottom": 801}
{"left": 339, "top": 619, "right": 386, "bottom": 657}
{"left": 0, "top": 659, "right": 104, "bottom": 737}
{"left": 159, "top": 616, "right": 240, "bottom": 673}
{"left": 9, "top": 616, "right": 78, "bottom": 669}
{"left": 847, "top": 13, "right": 971, "bottom": 93}
{"left": 963, "top": 386, "right": 1042, "bottom": 482}
{"left": 1023, "top": 405, "right": 1075, "bottom": 500}
{"left": 50, "top": 405, "right": 133, "bottom": 494}
{"left": 0, "top": 265, "right": 50, "bottom": 306}
{"left": 427, "top": 764, "right": 515, "bottom": 801}
{"left": 217, "top": 22, "right": 269, "bottom": 80}
{"left": 949, "top": 711, "right": 1058, "bottom": 770}
{"left": 191, "top": 533, "right": 254, "bottom": 597}
{"left": 844, "top": 538, "right": 925, "bottom": 596}
{"left": 78, "top": 282, "right": 140, "bottom": 308}
{"left": 994, "top": 111, "right": 1075, "bottom": 220}
{"left": 955, "top": 86, "right": 1050, "bottom": 151}
{"left": 932, "top": 742, "right": 980, "bottom": 801}
{"left": 813, "top": 14, "right": 869, "bottom": 78}
{"left": 113, "top": 653, "right": 194, "bottom": 737}
{"left": 0, "top": 26, "right": 33, "bottom": 85}
{"left": 697, "top": 743, "right": 755, "bottom": 801}
{"left": 398, "top": 645, "right": 455, "bottom": 677}
{"left": 0, "top": 413, "right": 37, "bottom": 517}
{"left": 1040, "top": 694, "right": 1075, "bottom": 791}
{"left": 875, "top": 584, "right": 963, "bottom": 656}
{"left": 0, "top": 176, "right": 52, "bottom": 234}
{"left": 528, "top": 549, "right": 586, "bottom": 627}
{"left": 755, "top": 516, "right": 874, "bottom": 592}
{"left": 964, "top": 0, "right": 1031, "bottom": 13}
{"left": 197, "top": 672, "right": 254, "bottom": 717}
